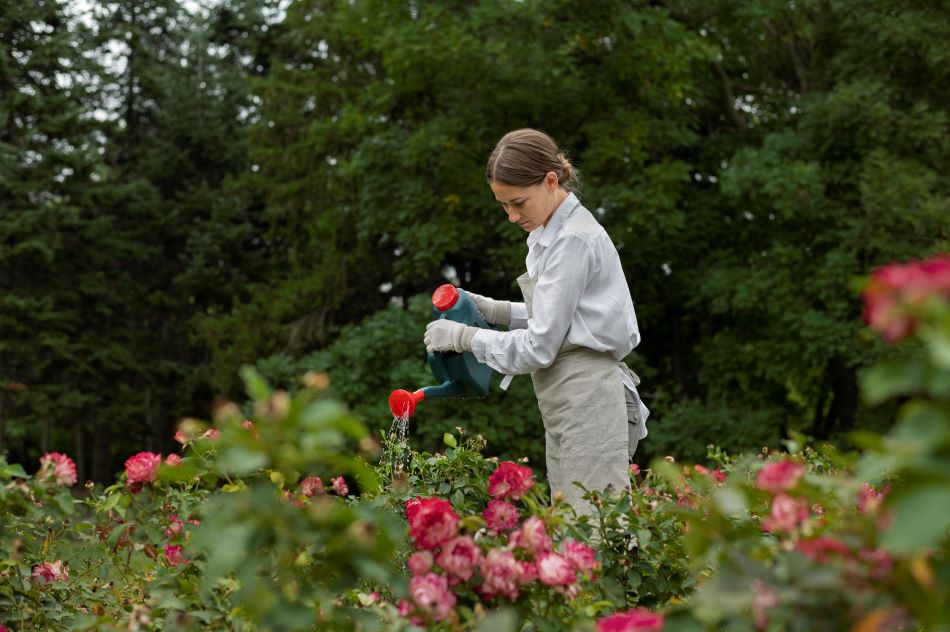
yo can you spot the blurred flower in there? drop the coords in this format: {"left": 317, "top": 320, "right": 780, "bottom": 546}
{"left": 164, "top": 454, "right": 182, "bottom": 467}
{"left": 164, "top": 544, "right": 185, "bottom": 567}
{"left": 560, "top": 539, "right": 600, "bottom": 573}
{"left": 407, "top": 551, "right": 433, "bottom": 576}
{"left": 127, "top": 604, "right": 151, "bottom": 631}
{"left": 712, "top": 469, "right": 726, "bottom": 484}
{"left": 596, "top": 608, "right": 665, "bottom": 632}
{"left": 756, "top": 460, "right": 805, "bottom": 494}
{"left": 173, "top": 430, "right": 188, "bottom": 444}
{"left": 405, "top": 497, "right": 459, "bottom": 550}
{"left": 517, "top": 560, "right": 538, "bottom": 585}
{"left": 858, "top": 483, "right": 887, "bottom": 514}
{"left": 331, "top": 476, "right": 348, "bottom": 497}
{"left": 164, "top": 515, "right": 184, "bottom": 536}
{"left": 482, "top": 499, "right": 519, "bottom": 533}
{"left": 31, "top": 560, "right": 68, "bottom": 584}
{"left": 536, "top": 552, "right": 576, "bottom": 587}
{"left": 796, "top": 536, "right": 850, "bottom": 563}
{"left": 629, "top": 463, "right": 641, "bottom": 476}
{"left": 480, "top": 548, "right": 522, "bottom": 601}
{"left": 124, "top": 452, "right": 161, "bottom": 485}
{"left": 406, "top": 572, "right": 456, "bottom": 623}
{"left": 762, "top": 494, "right": 809, "bottom": 533}
{"left": 488, "top": 461, "right": 535, "bottom": 500}
{"left": 201, "top": 428, "right": 221, "bottom": 441}
{"left": 37, "top": 452, "right": 78, "bottom": 487}
{"left": 750, "top": 579, "right": 778, "bottom": 630}
{"left": 862, "top": 254, "right": 950, "bottom": 343}
{"left": 436, "top": 536, "right": 482, "bottom": 581}
{"left": 300, "top": 476, "right": 324, "bottom": 497}
{"left": 509, "top": 516, "right": 552, "bottom": 556}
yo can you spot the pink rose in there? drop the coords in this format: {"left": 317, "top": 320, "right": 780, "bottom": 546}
{"left": 201, "top": 428, "right": 221, "bottom": 441}
{"left": 31, "top": 560, "right": 68, "bottom": 584}
{"left": 488, "top": 461, "right": 535, "bottom": 500}
{"left": 536, "top": 552, "right": 576, "bottom": 587}
{"left": 629, "top": 463, "right": 641, "bottom": 476}
{"left": 331, "top": 476, "right": 348, "bottom": 497}
{"left": 37, "top": 452, "right": 78, "bottom": 487}
{"left": 509, "top": 516, "right": 551, "bottom": 556}
{"left": 482, "top": 499, "right": 519, "bottom": 533}
{"left": 517, "top": 561, "right": 538, "bottom": 585}
{"left": 164, "top": 454, "right": 183, "bottom": 466}
{"left": 405, "top": 497, "right": 459, "bottom": 550}
{"left": 406, "top": 572, "right": 456, "bottom": 623}
{"left": 164, "top": 515, "right": 184, "bottom": 536}
{"left": 596, "top": 608, "right": 665, "bottom": 632}
{"left": 300, "top": 476, "right": 324, "bottom": 497}
{"left": 712, "top": 469, "right": 726, "bottom": 483}
{"left": 436, "top": 536, "right": 482, "bottom": 581}
{"left": 124, "top": 452, "right": 162, "bottom": 485}
{"left": 560, "top": 539, "right": 599, "bottom": 573}
{"left": 755, "top": 460, "right": 805, "bottom": 494}
{"left": 407, "top": 550, "right": 434, "bottom": 576}
{"left": 862, "top": 255, "right": 950, "bottom": 343}
{"left": 165, "top": 544, "right": 185, "bottom": 567}
{"left": 762, "top": 494, "right": 809, "bottom": 533}
{"left": 480, "top": 548, "right": 522, "bottom": 601}
{"left": 174, "top": 430, "right": 188, "bottom": 444}
{"left": 751, "top": 579, "right": 778, "bottom": 630}
{"left": 796, "top": 536, "right": 850, "bottom": 563}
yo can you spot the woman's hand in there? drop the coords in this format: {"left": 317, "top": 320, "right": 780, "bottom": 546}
{"left": 424, "top": 320, "right": 478, "bottom": 353}
{"left": 465, "top": 290, "right": 511, "bottom": 326}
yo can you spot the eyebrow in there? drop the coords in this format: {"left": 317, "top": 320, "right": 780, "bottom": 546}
{"left": 496, "top": 196, "right": 527, "bottom": 204}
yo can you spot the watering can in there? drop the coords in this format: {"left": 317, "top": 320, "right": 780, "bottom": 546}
{"left": 388, "top": 284, "right": 494, "bottom": 418}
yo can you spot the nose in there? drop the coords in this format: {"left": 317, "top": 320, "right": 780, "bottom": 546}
{"left": 506, "top": 208, "right": 521, "bottom": 223}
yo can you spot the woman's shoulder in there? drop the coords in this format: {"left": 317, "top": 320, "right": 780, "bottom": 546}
{"left": 560, "top": 204, "right": 607, "bottom": 241}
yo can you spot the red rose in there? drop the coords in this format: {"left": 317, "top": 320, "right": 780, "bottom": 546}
{"left": 482, "top": 499, "right": 519, "bottom": 533}
{"left": 488, "top": 461, "right": 535, "bottom": 500}
{"left": 124, "top": 452, "right": 162, "bottom": 485}
{"left": 597, "top": 608, "right": 665, "bottom": 632}
{"left": 406, "top": 497, "right": 459, "bottom": 550}
{"left": 755, "top": 460, "right": 805, "bottom": 494}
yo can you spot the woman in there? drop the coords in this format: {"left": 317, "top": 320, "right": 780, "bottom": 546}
{"left": 424, "top": 129, "right": 648, "bottom": 516}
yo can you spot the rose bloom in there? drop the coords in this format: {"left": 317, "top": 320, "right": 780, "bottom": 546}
{"left": 331, "top": 476, "right": 348, "bottom": 497}
{"left": 164, "top": 454, "right": 183, "bottom": 467}
{"left": 300, "top": 476, "right": 324, "bottom": 497}
{"left": 797, "top": 536, "right": 850, "bottom": 563}
{"left": 164, "top": 514, "right": 184, "bottom": 536}
{"left": 629, "top": 463, "right": 640, "bottom": 476}
{"left": 31, "top": 560, "right": 68, "bottom": 584}
{"left": 124, "top": 452, "right": 162, "bottom": 485}
{"left": 596, "top": 608, "right": 665, "bottom": 632}
{"left": 862, "top": 255, "right": 950, "bottom": 343}
{"left": 509, "top": 516, "right": 552, "bottom": 556}
{"left": 165, "top": 544, "right": 185, "bottom": 567}
{"left": 756, "top": 460, "right": 805, "bottom": 494}
{"left": 436, "top": 536, "right": 482, "bottom": 581}
{"left": 38, "top": 452, "right": 78, "bottom": 487}
{"left": 517, "top": 561, "right": 538, "bottom": 585}
{"left": 405, "top": 497, "right": 459, "bottom": 550}
{"left": 201, "top": 428, "right": 221, "bottom": 441}
{"left": 173, "top": 430, "right": 188, "bottom": 444}
{"left": 751, "top": 578, "right": 778, "bottom": 630}
{"left": 536, "top": 552, "right": 576, "bottom": 587}
{"left": 480, "top": 548, "right": 522, "bottom": 601}
{"left": 712, "top": 469, "right": 726, "bottom": 484}
{"left": 858, "top": 483, "right": 887, "bottom": 513}
{"left": 407, "top": 550, "right": 434, "bottom": 576}
{"left": 560, "top": 539, "right": 599, "bottom": 573}
{"left": 482, "top": 499, "right": 519, "bottom": 533}
{"left": 407, "top": 572, "right": 456, "bottom": 623}
{"left": 488, "top": 461, "right": 535, "bottom": 500}
{"left": 762, "top": 494, "right": 810, "bottom": 533}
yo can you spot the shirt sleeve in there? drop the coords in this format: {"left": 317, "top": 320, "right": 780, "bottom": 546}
{"left": 509, "top": 302, "right": 529, "bottom": 329}
{"left": 471, "top": 233, "right": 592, "bottom": 374}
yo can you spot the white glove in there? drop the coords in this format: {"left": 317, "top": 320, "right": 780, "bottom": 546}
{"left": 424, "top": 320, "right": 479, "bottom": 353}
{"left": 465, "top": 290, "right": 511, "bottom": 327}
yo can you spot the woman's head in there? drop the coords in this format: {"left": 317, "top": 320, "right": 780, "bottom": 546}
{"left": 486, "top": 129, "right": 577, "bottom": 232}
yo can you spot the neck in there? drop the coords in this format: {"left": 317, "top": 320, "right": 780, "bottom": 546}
{"left": 543, "top": 189, "right": 570, "bottom": 227}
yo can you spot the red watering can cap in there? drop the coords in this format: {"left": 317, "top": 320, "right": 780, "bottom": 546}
{"left": 432, "top": 284, "right": 459, "bottom": 312}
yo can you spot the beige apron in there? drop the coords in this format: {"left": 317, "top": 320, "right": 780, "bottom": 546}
{"left": 518, "top": 211, "right": 632, "bottom": 516}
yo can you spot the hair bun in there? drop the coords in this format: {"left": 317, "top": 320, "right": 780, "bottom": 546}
{"left": 558, "top": 154, "right": 574, "bottom": 183}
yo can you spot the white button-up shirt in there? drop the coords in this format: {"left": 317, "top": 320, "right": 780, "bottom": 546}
{"left": 471, "top": 193, "right": 649, "bottom": 437}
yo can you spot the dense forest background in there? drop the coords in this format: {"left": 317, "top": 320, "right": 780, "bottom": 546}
{"left": 1, "top": 0, "right": 947, "bottom": 482}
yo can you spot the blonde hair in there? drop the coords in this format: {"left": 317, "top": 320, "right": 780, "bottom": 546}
{"left": 486, "top": 129, "right": 578, "bottom": 192}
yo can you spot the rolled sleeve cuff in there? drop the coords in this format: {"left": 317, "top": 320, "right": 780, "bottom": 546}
{"left": 509, "top": 302, "right": 529, "bottom": 329}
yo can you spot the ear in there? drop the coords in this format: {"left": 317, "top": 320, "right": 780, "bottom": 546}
{"left": 545, "top": 171, "right": 558, "bottom": 190}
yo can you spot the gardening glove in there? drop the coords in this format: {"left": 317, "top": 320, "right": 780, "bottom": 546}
{"left": 465, "top": 290, "right": 511, "bottom": 327}
{"left": 424, "top": 319, "right": 479, "bottom": 353}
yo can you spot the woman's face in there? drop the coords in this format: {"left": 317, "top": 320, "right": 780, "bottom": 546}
{"left": 489, "top": 173, "right": 562, "bottom": 232}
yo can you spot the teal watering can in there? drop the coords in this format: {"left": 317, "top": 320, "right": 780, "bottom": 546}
{"left": 388, "top": 284, "right": 494, "bottom": 418}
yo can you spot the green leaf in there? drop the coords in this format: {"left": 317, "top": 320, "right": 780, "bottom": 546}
{"left": 240, "top": 365, "right": 272, "bottom": 401}
{"left": 859, "top": 358, "right": 928, "bottom": 406}
{"left": 883, "top": 485, "right": 950, "bottom": 553}
{"left": 443, "top": 432, "right": 457, "bottom": 448}
{"left": 217, "top": 445, "right": 269, "bottom": 475}
{"left": 98, "top": 493, "right": 121, "bottom": 513}
{"left": 0, "top": 463, "right": 28, "bottom": 479}
{"left": 474, "top": 608, "right": 519, "bottom": 632}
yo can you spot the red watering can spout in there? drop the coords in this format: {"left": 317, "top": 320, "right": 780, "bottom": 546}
{"left": 389, "top": 388, "right": 425, "bottom": 418}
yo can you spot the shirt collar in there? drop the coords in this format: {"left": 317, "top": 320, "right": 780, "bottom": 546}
{"left": 527, "top": 192, "right": 580, "bottom": 248}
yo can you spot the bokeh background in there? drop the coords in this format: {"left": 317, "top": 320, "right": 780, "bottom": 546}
{"left": 2, "top": 0, "right": 947, "bottom": 481}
